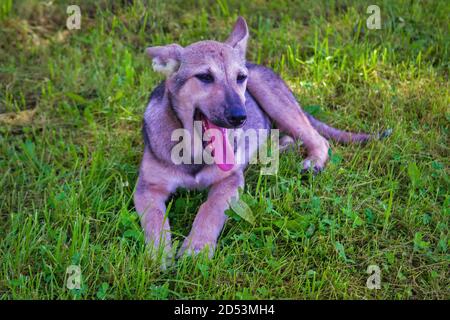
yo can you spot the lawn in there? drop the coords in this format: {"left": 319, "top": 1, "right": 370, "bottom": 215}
{"left": 0, "top": 0, "right": 448, "bottom": 299}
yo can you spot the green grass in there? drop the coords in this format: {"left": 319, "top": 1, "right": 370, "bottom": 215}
{"left": 0, "top": 0, "right": 448, "bottom": 299}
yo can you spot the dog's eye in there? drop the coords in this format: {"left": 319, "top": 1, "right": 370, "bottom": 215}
{"left": 237, "top": 74, "right": 247, "bottom": 83}
{"left": 195, "top": 73, "right": 214, "bottom": 83}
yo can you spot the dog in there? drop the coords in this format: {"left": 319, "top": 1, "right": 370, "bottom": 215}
{"left": 135, "top": 17, "right": 388, "bottom": 261}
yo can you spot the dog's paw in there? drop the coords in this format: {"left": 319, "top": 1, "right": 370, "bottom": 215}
{"left": 301, "top": 151, "right": 328, "bottom": 174}
{"left": 301, "top": 158, "right": 325, "bottom": 175}
{"left": 143, "top": 218, "right": 173, "bottom": 269}
{"left": 177, "top": 235, "right": 216, "bottom": 259}
{"left": 302, "top": 137, "right": 329, "bottom": 174}
{"left": 145, "top": 236, "right": 174, "bottom": 270}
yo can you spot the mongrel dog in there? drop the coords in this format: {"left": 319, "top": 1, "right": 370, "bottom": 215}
{"left": 135, "top": 17, "right": 389, "bottom": 261}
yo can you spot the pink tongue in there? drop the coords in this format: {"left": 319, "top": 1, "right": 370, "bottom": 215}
{"left": 204, "top": 119, "right": 235, "bottom": 171}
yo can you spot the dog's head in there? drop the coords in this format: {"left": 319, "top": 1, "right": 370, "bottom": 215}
{"left": 146, "top": 17, "right": 249, "bottom": 130}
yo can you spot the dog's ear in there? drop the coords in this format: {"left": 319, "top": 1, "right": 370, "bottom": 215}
{"left": 146, "top": 44, "right": 184, "bottom": 77}
{"left": 225, "top": 16, "right": 249, "bottom": 59}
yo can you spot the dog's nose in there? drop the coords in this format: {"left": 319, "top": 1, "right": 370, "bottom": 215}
{"left": 225, "top": 106, "right": 247, "bottom": 126}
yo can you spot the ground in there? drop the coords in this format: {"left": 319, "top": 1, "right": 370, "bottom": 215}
{"left": 0, "top": 0, "right": 448, "bottom": 299}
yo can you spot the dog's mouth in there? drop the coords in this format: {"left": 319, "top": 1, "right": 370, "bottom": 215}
{"left": 194, "top": 109, "right": 235, "bottom": 171}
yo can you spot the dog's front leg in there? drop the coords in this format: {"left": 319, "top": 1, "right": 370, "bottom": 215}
{"left": 178, "top": 172, "right": 244, "bottom": 258}
{"left": 134, "top": 177, "right": 172, "bottom": 261}
{"left": 247, "top": 64, "right": 330, "bottom": 172}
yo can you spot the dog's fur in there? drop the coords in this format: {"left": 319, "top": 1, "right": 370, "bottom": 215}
{"left": 135, "top": 17, "right": 382, "bottom": 260}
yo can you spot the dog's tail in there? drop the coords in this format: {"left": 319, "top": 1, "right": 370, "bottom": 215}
{"left": 304, "top": 112, "right": 392, "bottom": 144}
